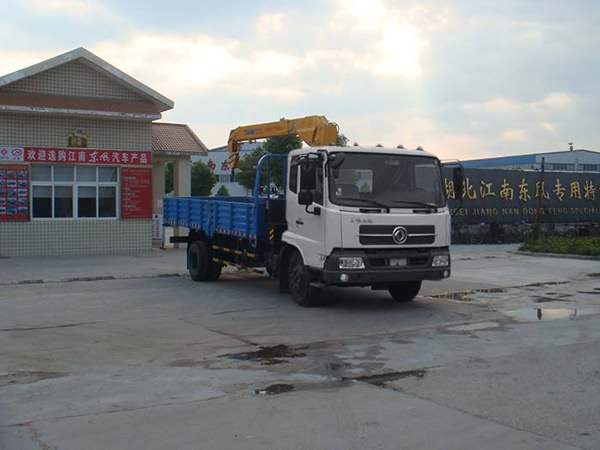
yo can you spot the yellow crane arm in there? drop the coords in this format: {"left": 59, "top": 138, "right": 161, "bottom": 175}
{"left": 227, "top": 115, "right": 338, "bottom": 169}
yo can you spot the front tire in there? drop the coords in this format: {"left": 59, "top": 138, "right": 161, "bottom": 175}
{"left": 288, "top": 251, "right": 320, "bottom": 307}
{"left": 389, "top": 281, "right": 422, "bottom": 302}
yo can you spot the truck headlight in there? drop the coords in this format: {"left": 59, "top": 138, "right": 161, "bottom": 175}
{"left": 339, "top": 257, "right": 365, "bottom": 269}
{"left": 432, "top": 255, "right": 449, "bottom": 267}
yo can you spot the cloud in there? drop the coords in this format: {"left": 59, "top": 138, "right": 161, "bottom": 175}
{"left": 331, "top": 0, "right": 387, "bottom": 32}
{"left": 370, "top": 20, "right": 424, "bottom": 78}
{"left": 256, "top": 13, "right": 286, "bottom": 38}
{"left": 0, "top": 49, "right": 59, "bottom": 78}
{"left": 465, "top": 92, "right": 577, "bottom": 116}
{"left": 18, "top": 0, "right": 119, "bottom": 21}
{"left": 92, "top": 33, "right": 308, "bottom": 100}
{"left": 500, "top": 130, "right": 528, "bottom": 143}
{"left": 540, "top": 122, "right": 557, "bottom": 132}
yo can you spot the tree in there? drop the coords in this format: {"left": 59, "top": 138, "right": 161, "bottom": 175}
{"left": 191, "top": 161, "right": 216, "bottom": 196}
{"left": 234, "top": 132, "right": 349, "bottom": 193}
{"left": 235, "top": 147, "right": 267, "bottom": 192}
{"left": 165, "top": 163, "right": 174, "bottom": 194}
{"left": 216, "top": 184, "right": 230, "bottom": 196}
{"left": 336, "top": 133, "right": 349, "bottom": 147}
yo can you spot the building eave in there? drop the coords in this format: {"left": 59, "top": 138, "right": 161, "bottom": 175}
{"left": 153, "top": 150, "right": 206, "bottom": 157}
{"left": 0, "top": 104, "right": 161, "bottom": 121}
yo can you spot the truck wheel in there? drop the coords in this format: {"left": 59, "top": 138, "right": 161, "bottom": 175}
{"left": 208, "top": 262, "right": 223, "bottom": 281}
{"left": 388, "top": 281, "right": 422, "bottom": 302}
{"left": 188, "top": 241, "right": 210, "bottom": 281}
{"left": 288, "top": 251, "right": 319, "bottom": 307}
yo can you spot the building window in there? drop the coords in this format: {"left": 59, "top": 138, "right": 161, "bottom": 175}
{"left": 31, "top": 165, "right": 119, "bottom": 219}
{"left": 549, "top": 163, "right": 574, "bottom": 171}
{"left": 289, "top": 157, "right": 299, "bottom": 193}
{"left": 582, "top": 164, "right": 599, "bottom": 171}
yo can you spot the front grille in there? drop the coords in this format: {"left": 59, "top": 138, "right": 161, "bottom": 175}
{"left": 358, "top": 225, "right": 436, "bottom": 245}
{"left": 365, "top": 249, "right": 431, "bottom": 268}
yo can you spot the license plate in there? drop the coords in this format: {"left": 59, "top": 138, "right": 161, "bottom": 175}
{"left": 389, "top": 258, "right": 407, "bottom": 267}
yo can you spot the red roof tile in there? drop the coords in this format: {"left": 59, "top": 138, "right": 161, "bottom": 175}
{"left": 152, "top": 122, "right": 208, "bottom": 155}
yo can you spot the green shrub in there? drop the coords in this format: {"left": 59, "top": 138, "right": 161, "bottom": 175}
{"left": 521, "top": 236, "right": 600, "bottom": 256}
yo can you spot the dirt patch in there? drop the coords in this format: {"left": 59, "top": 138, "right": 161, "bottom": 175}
{"left": 0, "top": 371, "right": 65, "bottom": 387}
{"left": 222, "top": 344, "right": 307, "bottom": 365}
{"left": 255, "top": 383, "right": 294, "bottom": 395}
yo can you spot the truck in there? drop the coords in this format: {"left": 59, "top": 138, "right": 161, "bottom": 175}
{"left": 164, "top": 116, "right": 462, "bottom": 307}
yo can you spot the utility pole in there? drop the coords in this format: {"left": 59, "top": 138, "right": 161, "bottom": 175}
{"left": 534, "top": 157, "right": 545, "bottom": 240}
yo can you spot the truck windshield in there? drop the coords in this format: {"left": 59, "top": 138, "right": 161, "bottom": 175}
{"left": 328, "top": 152, "right": 445, "bottom": 208}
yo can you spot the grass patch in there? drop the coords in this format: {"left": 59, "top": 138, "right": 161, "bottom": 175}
{"left": 520, "top": 236, "right": 600, "bottom": 257}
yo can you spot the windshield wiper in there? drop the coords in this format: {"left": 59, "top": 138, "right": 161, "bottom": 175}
{"left": 391, "top": 200, "right": 439, "bottom": 209}
{"left": 337, "top": 197, "right": 391, "bottom": 210}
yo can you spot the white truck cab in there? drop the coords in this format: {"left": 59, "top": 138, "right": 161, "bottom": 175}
{"left": 280, "top": 145, "right": 453, "bottom": 306}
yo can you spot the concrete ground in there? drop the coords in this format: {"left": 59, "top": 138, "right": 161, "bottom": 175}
{"left": 0, "top": 245, "right": 599, "bottom": 449}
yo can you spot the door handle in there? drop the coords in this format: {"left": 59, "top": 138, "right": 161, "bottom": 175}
{"left": 296, "top": 219, "right": 304, "bottom": 226}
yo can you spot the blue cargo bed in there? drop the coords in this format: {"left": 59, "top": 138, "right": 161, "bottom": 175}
{"left": 163, "top": 196, "right": 267, "bottom": 247}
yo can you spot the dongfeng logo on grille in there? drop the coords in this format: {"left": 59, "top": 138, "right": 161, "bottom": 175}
{"left": 392, "top": 226, "right": 408, "bottom": 245}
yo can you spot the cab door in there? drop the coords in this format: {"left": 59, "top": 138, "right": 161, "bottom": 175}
{"left": 285, "top": 156, "right": 326, "bottom": 268}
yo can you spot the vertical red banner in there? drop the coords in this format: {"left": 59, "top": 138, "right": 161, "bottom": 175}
{"left": 121, "top": 168, "right": 152, "bottom": 219}
{"left": 0, "top": 164, "right": 30, "bottom": 221}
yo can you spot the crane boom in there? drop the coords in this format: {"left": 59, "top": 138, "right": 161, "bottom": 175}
{"left": 227, "top": 115, "right": 338, "bottom": 169}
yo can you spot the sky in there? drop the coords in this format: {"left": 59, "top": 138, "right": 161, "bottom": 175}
{"left": 1, "top": 0, "right": 599, "bottom": 160}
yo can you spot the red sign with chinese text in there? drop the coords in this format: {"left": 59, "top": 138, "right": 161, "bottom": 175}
{"left": 121, "top": 168, "right": 152, "bottom": 219}
{"left": 0, "top": 164, "right": 30, "bottom": 221}
{"left": 24, "top": 148, "right": 151, "bottom": 165}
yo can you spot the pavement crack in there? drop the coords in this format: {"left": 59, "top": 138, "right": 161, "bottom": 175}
{"left": 178, "top": 319, "right": 257, "bottom": 346}
{"left": 212, "top": 306, "right": 277, "bottom": 316}
{"left": 3, "top": 395, "right": 226, "bottom": 427}
{"left": 387, "top": 385, "right": 586, "bottom": 450}
{"left": 0, "top": 321, "right": 100, "bottom": 332}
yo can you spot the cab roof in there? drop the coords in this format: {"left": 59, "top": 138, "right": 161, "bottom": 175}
{"left": 291, "top": 145, "right": 438, "bottom": 159}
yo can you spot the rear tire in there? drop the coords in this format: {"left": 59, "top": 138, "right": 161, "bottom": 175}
{"left": 188, "top": 241, "right": 221, "bottom": 282}
{"left": 288, "top": 251, "right": 320, "bottom": 307}
{"left": 389, "top": 281, "right": 422, "bottom": 302}
{"left": 208, "top": 262, "right": 223, "bottom": 281}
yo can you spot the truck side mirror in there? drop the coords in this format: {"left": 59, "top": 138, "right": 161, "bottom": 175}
{"left": 298, "top": 190, "right": 313, "bottom": 206}
{"left": 300, "top": 163, "right": 317, "bottom": 191}
{"left": 452, "top": 166, "right": 464, "bottom": 195}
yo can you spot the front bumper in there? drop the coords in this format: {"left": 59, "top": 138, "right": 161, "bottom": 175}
{"left": 321, "top": 247, "right": 450, "bottom": 286}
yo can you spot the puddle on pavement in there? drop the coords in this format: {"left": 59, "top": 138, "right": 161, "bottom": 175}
{"left": 349, "top": 369, "right": 426, "bottom": 386}
{"left": 255, "top": 383, "right": 294, "bottom": 395}
{"left": 533, "top": 296, "right": 573, "bottom": 303}
{"left": 431, "top": 292, "right": 471, "bottom": 301}
{"left": 168, "top": 359, "right": 204, "bottom": 368}
{"left": 526, "top": 281, "right": 570, "bottom": 287}
{"left": 222, "top": 344, "right": 307, "bottom": 365}
{"left": 477, "top": 287, "right": 508, "bottom": 293}
{"left": 503, "top": 307, "right": 597, "bottom": 322}
{"left": 0, "top": 371, "right": 65, "bottom": 387}
{"left": 446, "top": 321, "right": 501, "bottom": 332}
{"left": 432, "top": 287, "right": 507, "bottom": 302}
